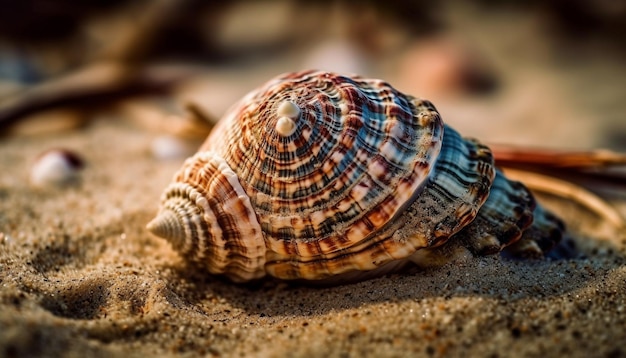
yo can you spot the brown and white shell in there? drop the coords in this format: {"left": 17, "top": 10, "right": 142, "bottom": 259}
{"left": 147, "top": 70, "right": 565, "bottom": 283}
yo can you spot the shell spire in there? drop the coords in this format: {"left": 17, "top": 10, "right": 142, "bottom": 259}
{"left": 146, "top": 209, "right": 185, "bottom": 245}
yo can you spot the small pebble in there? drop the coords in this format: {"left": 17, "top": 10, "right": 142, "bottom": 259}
{"left": 151, "top": 135, "right": 197, "bottom": 160}
{"left": 301, "top": 40, "right": 369, "bottom": 75}
{"left": 30, "top": 149, "right": 84, "bottom": 188}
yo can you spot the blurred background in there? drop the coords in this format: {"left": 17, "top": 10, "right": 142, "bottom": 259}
{"left": 1, "top": 0, "right": 625, "bottom": 150}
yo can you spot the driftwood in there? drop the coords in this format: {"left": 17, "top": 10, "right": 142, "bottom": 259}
{"left": 0, "top": 0, "right": 194, "bottom": 133}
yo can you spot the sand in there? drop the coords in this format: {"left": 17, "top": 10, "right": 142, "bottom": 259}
{"left": 0, "top": 111, "right": 625, "bottom": 358}
{"left": 2, "top": 2, "right": 626, "bottom": 356}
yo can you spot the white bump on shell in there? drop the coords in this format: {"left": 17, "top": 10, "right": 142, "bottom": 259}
{"left": 275, "top": 116, "right": 296, "bottom": 137}
{"left": 276, "top": 100, "right": 301, "bottom": 119}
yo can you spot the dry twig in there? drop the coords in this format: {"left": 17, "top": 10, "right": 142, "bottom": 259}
{"left": 491, "top": 144, "right": 626, "bottom": 170}
{"left": 502, "top": 168, "right": 625, "bottom": 229}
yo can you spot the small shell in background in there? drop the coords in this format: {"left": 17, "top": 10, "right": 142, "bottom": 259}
{"left": 30, "top": 149, "right": 85, "bottom": 188}
{"left": 150, "top": 134, "right": 199, "bottom": 160}
{"left": 301, "top": 40, "right": 370, "bottom": 75}
{"left": 395, "top": 37, "right": 498, "bottom": 98}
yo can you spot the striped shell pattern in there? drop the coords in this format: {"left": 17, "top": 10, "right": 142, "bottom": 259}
{"left": 147, "top": 70, "right": 565, "bottom": 283}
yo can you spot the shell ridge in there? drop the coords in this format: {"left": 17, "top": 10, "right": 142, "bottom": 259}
{"left": 264, "top": 123, "right": 496, "bottom": 279}
{"left": 150, "top": 70, "right": 566, "bottom": 282}
{"left": 214, "top": 73, "right": 444, "bottom": 257}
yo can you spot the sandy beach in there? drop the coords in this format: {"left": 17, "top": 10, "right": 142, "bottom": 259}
{"left": 1, "top": 2, "right": 626, "bottom": 357}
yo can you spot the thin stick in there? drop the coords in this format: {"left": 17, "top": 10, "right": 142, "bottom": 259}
{"left": 490, "top": 144, "right": 626, "bottom": 169}
{"left": 503, "top": 168, "right": 625, "bottom": 229}
{"left": 0, "top": 0, "right": 194, "bottom": 132}
{"left": 0, "top": 63, "right": 196, "bottom": 132}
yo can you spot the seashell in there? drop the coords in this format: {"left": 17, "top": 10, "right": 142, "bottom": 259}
{"left": 147, "top": 70, "right": 565, "bottom": 283}
{"left": 30, "top": 148, "right": 84, "bottom": 188}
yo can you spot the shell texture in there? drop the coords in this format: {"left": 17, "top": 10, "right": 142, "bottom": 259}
{"left": 147, "top": 70, "right": 566, "bottom": 283}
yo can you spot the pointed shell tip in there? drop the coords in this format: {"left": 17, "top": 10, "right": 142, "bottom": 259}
{"left": 146, "top": 209, "right": 186, "bottom": 244}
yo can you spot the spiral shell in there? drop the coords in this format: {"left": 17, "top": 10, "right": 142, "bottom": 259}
{"left": 147, "top": 70, "right": 565, "bottom": 283}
